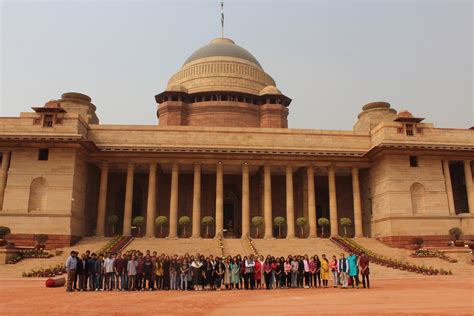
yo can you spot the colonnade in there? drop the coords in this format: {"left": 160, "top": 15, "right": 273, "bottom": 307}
{"left": 94, "top": 162, "right": 366, "bottom": 239}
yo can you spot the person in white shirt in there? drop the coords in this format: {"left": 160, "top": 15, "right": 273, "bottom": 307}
{"left": 104, "top": 253, "right": 116, "bottom": 291}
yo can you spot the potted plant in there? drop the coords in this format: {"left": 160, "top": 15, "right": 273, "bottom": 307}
{"left": 448, "top": 227, "right": 463, "bottom": 247}
{"left": 318, "top": 217, "right": 329, "bottom": 238}
{"left": 251, "top": 216, "right": 264, "bottom": 238}
{"left": 411, "top": 237, "right": 424, "bottom": 250}
{"left": 35, "top": 234, "right": 48, "bottom": 250}
{"left": 201, "top": 216, "right": 215, "bottom": 238}
{"left": 155, "top": 216, "right": 168, "bottom": 238}
{"left": 107, "top": 214, "right": 119, "bottom": 235}
{"left": 340, "top": 218, "right": 352, "bottom": 237}
{"left": 132, "top": 216, "right": 145, "bottom": 237}
{"left": 296, "top": 217, "right": 307, "bottom": 238}
{"left": 0, "top": 226, "right": 11, "bottom": 247}
{"left": 178, "top": 216, "right": 191, "bottom": 238}
{"left": 273, "top": 216, "right": 285, "bottom": 238}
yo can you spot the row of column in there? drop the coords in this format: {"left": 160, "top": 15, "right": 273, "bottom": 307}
{"left": 95, "top": 162, "right": 364, "bottom": 238}
{"left": 443, "top": 160, "right": 474, "bottom": 215}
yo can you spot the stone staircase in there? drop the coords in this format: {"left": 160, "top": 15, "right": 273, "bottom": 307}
{"left": 356, "top": 238, "right": 474, "bottom": 277}
{"left": 224, "top": 239, "right": 251, "bottom": 256}
{"left": 123, "top": 238, "right": 219, "bottom": 256}
{"left": 0, "top": 237, "right": 112, "bottom": 278}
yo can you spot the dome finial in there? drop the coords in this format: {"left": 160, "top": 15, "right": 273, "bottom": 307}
{"left": 220, "top": 1, "right": 225, "bottom": 38}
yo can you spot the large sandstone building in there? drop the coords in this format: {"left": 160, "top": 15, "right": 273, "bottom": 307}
{"left": 0, "top": 37, "right": 473, "bottom": 248}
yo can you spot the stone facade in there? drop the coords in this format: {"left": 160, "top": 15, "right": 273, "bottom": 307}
{"left": 0, "top": 37, "right": 473, "bottom": 249}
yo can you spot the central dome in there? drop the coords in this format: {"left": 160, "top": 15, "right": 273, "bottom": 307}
{"left": 184, "top": 38, "right": 262, "bottom": 69}
{"left": 167, "top": 37, "right": 276, "bottom": 95}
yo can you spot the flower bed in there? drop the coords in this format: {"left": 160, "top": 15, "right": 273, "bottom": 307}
{"left": 22, "top": 264, "right": 66, "bottom": 278}
{"left": 411, "top": 249, "right": 458, "bottom": 263}
{"left": 331, "top": 236, "right": 451, "bottom": 276}
{"left": 7, "top": 249, "right": 53, "bottom": 264}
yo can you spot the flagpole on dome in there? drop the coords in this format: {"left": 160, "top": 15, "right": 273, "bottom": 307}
{"left": 221, "top": 1, "right": 224, "bottom": 38}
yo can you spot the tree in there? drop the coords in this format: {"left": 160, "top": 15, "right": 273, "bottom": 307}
{"left": 318, "top": 217, "right": 330, "bottom": 238}
{"left": 155, "top": 216, "right": 168, "bottom": 237}
{"left": 179, "top": 216, "right": 191, "bottom": 238}
{"left": 296, "top": 217, "right": 307, "bottom": 238}
{"left": 273, "top": 216, "right": 285, "bottom": 238}
{"left": 340, "top": 217, "right": 352, "bottom": 237}
{"left": 252, "top": 216, "right": 264, "bottom": 238}
{"left": 201, "top": 216, "right": 215, "bottom": 238}
{"left": 107, "top": 214, "right": 119, "bottom": 235}
{"left": 448, "top": 227, "right": 462, "bottom": 241}
{"left": 133, "top": 216, "right": 145, "bottom": 236}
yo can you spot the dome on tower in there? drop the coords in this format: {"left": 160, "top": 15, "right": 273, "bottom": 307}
{"left": 166, "top": 37, "right": 276, "bottom": 95}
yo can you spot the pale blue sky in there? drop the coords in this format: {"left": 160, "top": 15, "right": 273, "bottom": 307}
{"left": 1, "top": 0, "right": 472, "bottom": 129}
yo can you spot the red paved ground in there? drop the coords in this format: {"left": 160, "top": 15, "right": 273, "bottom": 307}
{"left": 1, "top": 277, "right": 473, "bottom": 315}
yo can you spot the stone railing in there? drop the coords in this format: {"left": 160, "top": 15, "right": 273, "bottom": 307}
{"left": 216, "top": 233, "right": 226, "bottom": 258}
{"left": 244, "top": 234, "right": 259, "bottom": 257}
{"left": 330, "top": 236, "right": 451, "bottom": 276}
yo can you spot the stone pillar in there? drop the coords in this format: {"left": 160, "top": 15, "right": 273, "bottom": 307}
{"left": 241, "top": 163, "right": 250, "bottom": 238}
{"left": 215, "top": 162, "right": 224, "bottom": 237}
{"left": 264, "top": 165, "right": 273, "bottom": 239}
{"left": 169, "top": 162, "right": 179, "bottom": 238}
{"left": 95, "top": 162, "right": 108, "bottom": 236}
{"left": 285, "top": 165, "right": 296, "bottom": 239}
{"left": 307, "top": 166, "right": 317, "bottom": 238}
{"left": 123, "top": 163, "right": 134, "bottom": 236}
{"left": 191, "top": 163, "right": 201, "bottom": 238}
{"left": 352, "top": 167, "right": 363, "bottom": 237}
{"left": 328, "top": 165, "right": 338, "bottom": 236}
{"left": 442, "top": 160, "right": 455, "bottom": 215}
{"left": 0, "top": 152, "right": 11, "bottom": 211}
{"left": 145, "top": 163, "right": 157, "bottom": 237}
{"left": 464, "top": 160, "right": 474, "bottom": 214}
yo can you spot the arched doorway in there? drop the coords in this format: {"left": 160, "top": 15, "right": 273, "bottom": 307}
{"left": 224, "top": 190, "right": 240, "bottom": 238}
{"left": 28, "top": 177, "right": 47, "bottom": 212}
{"left": 410, "top": 183, "right": 425, "bottom": 215}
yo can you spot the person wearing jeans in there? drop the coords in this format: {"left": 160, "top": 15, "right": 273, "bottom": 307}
{"left": 180, "top": 259, "right": 189, "bottom": 290}
{"left": 359, "top": 252, "right": 370, "bottom": 289}
{"left": 104, "top": 253, "right": 115, "bottom": 291}
{"left": 127, "top": 255, "right": 138, "bottom": 291}
{"left": 338, "top": 253, "right": 349, "bottom": 289}
{"left": 65, "top": 251, "right": 77, "bottom": 292}
{"left": 290, "top": 258, "right": 299, "bottom": 288}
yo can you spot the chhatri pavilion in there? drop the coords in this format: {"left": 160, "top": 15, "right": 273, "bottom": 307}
{"left": 0, "top": 37, "right": 473, "bottom": 248}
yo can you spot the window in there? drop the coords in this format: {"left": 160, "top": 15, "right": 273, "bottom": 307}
{"left": 405, "top": 124, "right": 414, "bottom": 136}
{"left": 409, "top": 156, "right": 418, "bottom": 167}
{"left": 43, "top": 115, "right": 54, "bottom": 127}
{"left": 38, "top": 149, "right": 49, "bottom": 161}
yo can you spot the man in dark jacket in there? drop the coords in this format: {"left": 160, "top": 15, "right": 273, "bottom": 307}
{"left": 76, "top": 253, "right": 88, "bottom": 291}
{"left": 87, "top": 253, "right": 97, "bottom": 291}
{"left": 94, "top": 254, "right": 105, "bottom": 291}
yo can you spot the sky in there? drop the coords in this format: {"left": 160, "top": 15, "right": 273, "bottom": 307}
{"left": 1, "top": 0, "right": 472, "bottom": 130}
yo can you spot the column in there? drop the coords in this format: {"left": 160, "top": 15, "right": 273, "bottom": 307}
{"left": 215, "top": 162, "right": 224, "bottom": 237}
{"left": 95, "top": 162, "right": 108, "bottom": 236}
{"left": 442, "top": 160, "right": 455, "bottom": 215}
{"left": 264, "top": 165, "right": 273, "bottom": 238}
{"left": 285, "top": 165, "right": 296, "bottom": 239}
{"left": 241, "top": 163, "right": 250, "bottom": 238}
{"left": 145, "top": 163, "right": 157, "bottom": 237}
{"left": 328, "top": 165, "right": 338, "bottom": 236}
{"left": 123, "top": 163, "right": 134, "bottom": 236}
{"left": 191, "top": 163, "right": 201, "bottom": 238}
{"left": 464, "top": 160, "right": 474, "bottom": 214}
{"left": 169, "top": 162, "right": 179, "bottom": 238}
{"left": 307, "top": 165, "right": 317, "bottom": 238}
{"left": 352, "top": 167, "right": 363, "bottom": 237}
{"left": 0, "top": 151, "right": 11, "bottom": 210}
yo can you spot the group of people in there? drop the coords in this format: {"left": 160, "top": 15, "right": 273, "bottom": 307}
{"left": 64, "top": 249, "right": 370, "bottom": 292}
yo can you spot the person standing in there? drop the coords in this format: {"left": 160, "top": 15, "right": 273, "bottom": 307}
{"left": 104, "top": 253, "right": 115, "bottom": 291}
{"left": 303, "top": 255, "right": 310, "bottom": 288}
{"left": 320, "top": 254, "right": 330, "bottom": 288}
{"left": 155, "top": 258, "right": 164, "bottom": 290}
{"left": 230, "top": 258, "right": 240, "bottom": 289}
{"left": 94, "top": 254, "right": 105, "bottom": 291}
{"left": 359, "top": 252, "right": 370, "bottom": 289}
{"left": 127, "top": 255, "right": 138, "bottom": 291}
{"left": 191, "top": 256, "right": 204, "bottom": 291}
{"left": 274, "top": 258, "right": 282, "bottom": 289}
{"left": 180, "top": 259, "right": 189, "bottom": 290}
{"left": 65, "top": 251, "right": 77, "bottom": 292}
{"left": 77, "top": 253, "right": 88, "bottom": 291}
{"left": 114, "top": 253, "right": 128, "bottom": 291}
{"left": 347, "top": 250, "right": 359, "bottom": 288}
{"left": 263, "top": 258, "right": 272, "bottom": 290}
{"left": 244, "top": 255, "right": 255, "bottom": 290}
{"left": 143, "top": 255, "right": 154, "bottom": 291}
{"left": 314, "top": 255, "right": 322, "bottom": 288}
{"left": 214, "top": 257, "right": 225, "bottom": 290}
{"left": 254, "top": 258, "right": 262, "bottom": 289}
{"left": 87, "top": 253, "right": 97, "bottom": 291}
{"left": 338, "top": 253, "right": 349, "bottom": 289}
{"left": 330, "top": 255, "right": 338, "bottom": 288}
{"left": 223, "top": 258, "right": 231, "bottom": 289}
{"left": 290, "top": 257, "right": 299, "bottom": 288}
{"left": 284, "top": 258, "right": 291, "bottom": 288}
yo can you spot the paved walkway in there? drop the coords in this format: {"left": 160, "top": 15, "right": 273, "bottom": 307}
{"left": 0, "top": 276, "right": 473, "bottom": 315}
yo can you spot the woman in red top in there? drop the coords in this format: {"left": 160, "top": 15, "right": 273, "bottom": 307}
{"left": 263, "top": 258, "right": 273, "bottom": 290}
{"left": 254, "top": 259, "right": 262, "bottom": 289}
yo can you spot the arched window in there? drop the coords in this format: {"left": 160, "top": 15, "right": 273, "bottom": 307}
{"left": 410, "top": 183, "right": 425, "bottom": 215}
{"left": 28, "top": 177, "right": 47, "bottom": 212}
